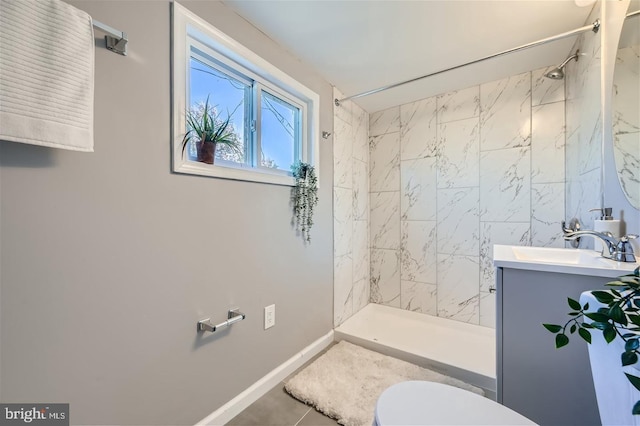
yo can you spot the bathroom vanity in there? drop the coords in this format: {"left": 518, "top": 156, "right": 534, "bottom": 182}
{"left": 494, "top": 245, "right": 638, "bottom": 426}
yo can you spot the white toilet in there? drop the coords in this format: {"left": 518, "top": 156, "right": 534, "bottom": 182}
{"left": 374, "top": 381, "right": 536, "bottom": 425}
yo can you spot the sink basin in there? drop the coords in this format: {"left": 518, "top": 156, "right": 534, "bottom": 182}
{"left": 511, "top": 246, "right": 608, "bottom": 265}
{"left": 494, "top": 245, "right": 639, "bottom": 278}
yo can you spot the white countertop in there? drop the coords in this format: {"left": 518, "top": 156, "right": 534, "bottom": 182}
{"left": 493, "top": 245, "right": 639, "bottom": 278}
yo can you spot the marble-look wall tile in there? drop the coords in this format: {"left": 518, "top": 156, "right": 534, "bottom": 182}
{"left": 565, "top": 75, "right": 602, "bottom": 179}
{"left": 574, "top": 114, "right": 602, "bottom": 178}
{"left": 353, "top": 159, "right": 369, "bottom": 221}
{"left": 353, "top": 219, "right": 369, "bottom": 284}
{"left": 565, "top": 98, "right": 579, "bottom": 149}
{"left": 532, "top": 66, "right": 565, "bottom": 106}
{"left": 614, "top": 46, "right": 640, "bottom": 134}
{"left": 401, "top": 157, "right": 437, "bottom": 221}
{"left": 565, "top": 109, "right": 601, "bottom": 243}
{"left": 401, "top": 221, "right": 437, "bottom": 284}
{"left": 370, "top": 133, "right": 400, "bottom": 192}
{"left": 613, "top": 46, "right": 640, "bottom": 209}
{"left": 437, "top": 86, "right": 480, "bottom": 123}
{"left": 532, "top": 183, "right": 566, "bottom": 248}
{"left": 566, "top": 170, "right": 601, "bottom": 239}
{"left": 371, "top": 249, "right": 401, "bottom": 307}
{"left": 353, "top": 105, "right": 370, "bottom": 162}
{"left": 333, "top": 86, "right": 370, "bottom": 325}
{"left": 565, "top": 6, "right": 602, "bottom": 181}
{"left": 479, "top": 222, "right": 530, "bottom": 293}
{"left": 480, "top": 72, "right": 531, "bottom": 151}
{"left": 365, "top": 63, "right": 570, "bottom": 327}
{"left": 565, "top": 3, "right": 601, "bottom": 105}
{"left": 370, "top": 107, "right": 400, "bottom": 136}
{"left": 333, "top": 110, "right": 354, "bottom": 190}
{"left": 479, "top": 292, "right": 496, "bottom": 328}
{"left": 370, "top": 192, "right": 400, "bottom": 250}
{"left": 565, "top": 1, "right": 601, "bottom": 250}
{"left": 565, "top": 95, "right": 601, "bottom": 196}
{"left": 480, "top": 147, "right": 531, "bottom": 222}
{"left": 334, "top": 254, "right": 353, "bottom": 327}
{"left": 400, "top": 97, "right": 438, "bottom": 160}
{"left": 572, "top": 110, "right": 602, "bottom": 176}
{"left": 437, "top": 117, "right": 480, "bottom": 188}
{"left": 353, "top": 278, "right": 370, "bottom": 313}
{"left": 437, "top": 187, "right": 479, "bottom": 256}
{"left": 334, "top": 187, "right": 353, "bottom": 257}
{"left": 614, "top": 132, "right": 640, "bottom": 208}
{"left": 437, "top": 254, "right": 480, "bottom": 324}
{"left": 532, "top": 102, "right": 565, "bottom": 184}
{"left": 401, "top": 281, "right": 437, "bottom": 315}
{"left": 333, "top": 87, "right": 352, "bottom": 124}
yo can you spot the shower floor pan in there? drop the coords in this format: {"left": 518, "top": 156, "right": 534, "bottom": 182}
{"left": 334, "top": 303, "right": 497, "bottom": 398}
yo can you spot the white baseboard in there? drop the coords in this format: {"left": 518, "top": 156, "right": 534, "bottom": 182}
{"left": 196, "top": 330, "right": 334, "bottom": 426}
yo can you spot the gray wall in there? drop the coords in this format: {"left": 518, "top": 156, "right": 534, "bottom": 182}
{"left": 0, "top": 1, "right": 334, "bottom": 424}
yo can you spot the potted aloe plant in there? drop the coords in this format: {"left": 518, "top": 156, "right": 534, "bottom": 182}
{"left": 182, "top": 96, "right": 240, "bottom": 165}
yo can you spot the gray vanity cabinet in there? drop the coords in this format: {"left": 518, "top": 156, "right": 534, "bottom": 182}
{"left": 496, "top": 267, "right": 610, "bottom": 426}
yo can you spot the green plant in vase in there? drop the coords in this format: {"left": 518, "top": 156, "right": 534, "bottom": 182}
{"left": 182, "top": 96, "right": 240, "bottom": 164}
{"left": 543, "top": 267, "right": 640, "bottom": 415}
{"left": 291, "top": 161, "right": 318, "bottom": 243}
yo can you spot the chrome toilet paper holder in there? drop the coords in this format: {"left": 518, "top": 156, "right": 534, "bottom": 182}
{"left": 198, "top": 308, "right": 246, "bottom": 333}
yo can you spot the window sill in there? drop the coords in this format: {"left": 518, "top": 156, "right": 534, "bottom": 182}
{"left": 174, "top": 160, "right": 296, "bottom": 186}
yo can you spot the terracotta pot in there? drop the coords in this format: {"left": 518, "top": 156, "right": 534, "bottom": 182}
{"left": 195, "top": 141, "right": 216, "bottom": 164}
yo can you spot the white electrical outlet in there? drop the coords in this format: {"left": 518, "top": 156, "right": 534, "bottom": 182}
{"left": 264, "top": 304, "right": 275, "bottom": 329}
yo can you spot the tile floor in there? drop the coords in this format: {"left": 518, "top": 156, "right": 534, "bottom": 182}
{"left": 226, "top": 383, "right": 338, "bottom": 426}
{"left": 226, "top": 344, "right": 340, "bottom": 426}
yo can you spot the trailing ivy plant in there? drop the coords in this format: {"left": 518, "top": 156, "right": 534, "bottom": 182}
{"left": 291, "top": 161, "right": 318, "bottom": 243}
{"left": 543, "top": 267, "right": 640, "bottom": 415}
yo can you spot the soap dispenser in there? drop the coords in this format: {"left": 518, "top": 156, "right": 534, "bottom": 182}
{"left": 589, "top": 207, "right": 621, "bottom": 253}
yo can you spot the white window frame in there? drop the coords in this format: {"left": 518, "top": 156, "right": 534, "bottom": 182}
{"left": 171, "top": 2, "right": 320, "bottom": 186}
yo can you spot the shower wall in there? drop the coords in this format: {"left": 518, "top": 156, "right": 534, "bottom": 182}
{"left": 565, "top": 1, "right": 603, "bottom": 246}
{"left": 333, "top": 87, "right": 370, "bottom": 327}
{"left": 368, "top": 67, "right": 566, "bottom": 328}
{"left": 331, "top": 1, "right": 622, "bottom": 332}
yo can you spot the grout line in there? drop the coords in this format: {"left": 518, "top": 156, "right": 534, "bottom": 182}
{"left": 529, "top": 70, "right": 534, "bottom": 248}
{"left": 477, "top": 84, "right": 482, "bottom": 323}
{"left": 398, "top": 112, "right": 403, "bottom": 310}
{"left": 435, "top": 95, "right": 441, "bottom": 317}
{"left": 293, "top": 408, "right": 313, "bottom": 426}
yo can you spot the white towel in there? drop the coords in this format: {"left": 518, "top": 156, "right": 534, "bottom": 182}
{"left": 0, "top": 0, "right": 95, "bottom": 152}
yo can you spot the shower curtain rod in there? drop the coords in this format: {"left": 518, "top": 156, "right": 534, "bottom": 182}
{"left": 334, "top": 18, "right": 601, "bottom": 106}
{"left": 628, "top": 9, "right": 640, "bottom": 19}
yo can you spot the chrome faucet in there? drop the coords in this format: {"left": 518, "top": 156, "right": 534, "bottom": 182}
{"left": 561, "top": 220, "right": 638, "bottom": 262}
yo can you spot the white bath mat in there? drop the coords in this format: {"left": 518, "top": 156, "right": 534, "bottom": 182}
{"left": 284, "top": 340, "right": 484, "bottom": 426}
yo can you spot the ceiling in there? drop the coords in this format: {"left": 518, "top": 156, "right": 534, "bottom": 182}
{"left": 223, "top": 0, "right": 596, "bottom": 113}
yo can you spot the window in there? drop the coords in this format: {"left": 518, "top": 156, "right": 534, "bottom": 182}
{"left": 172, "top": 2, "right": 319, "bottom": 186}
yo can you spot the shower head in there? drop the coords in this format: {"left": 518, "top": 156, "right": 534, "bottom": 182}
{"left": 545, "top": 51, "right": 580, "bottom": 80}
{"left": 545, "top": 67, "right": 566, "bottom": 80}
